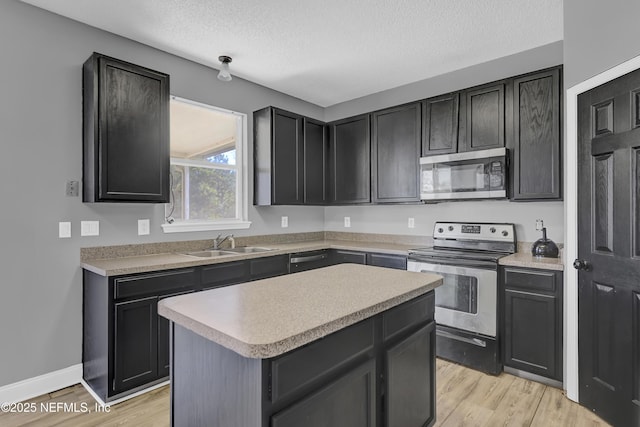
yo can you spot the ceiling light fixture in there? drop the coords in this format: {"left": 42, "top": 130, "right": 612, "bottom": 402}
{"left": 217, "top": 55, "right": 232, "bottom": 82}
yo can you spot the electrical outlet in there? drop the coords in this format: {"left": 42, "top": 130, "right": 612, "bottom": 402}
{"left": 281, "top": 216, "right": 289, "bottom": 228}
{"left": 81, "top": 221, "right": 99, "bottom": 236}
{"left": 66, "top": 180, "right": 79, "bottom": 197}
{"left": 138, "top": 219, "right": 150, "bottom": 235}
{"left": 58, "top": 222, "right": 71, "bottom": 238}
{"left": 344, "top": 217, "right": 351, "bottom": 228}
{"left": 408, "top": 218, "right": 415, "bottom": 228}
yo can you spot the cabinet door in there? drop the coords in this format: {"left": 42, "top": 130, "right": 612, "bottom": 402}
{"left": 371, "top": 103, "right": 421, "bottom": 203}
{"left": 504, "top": 289, "right": 559, "bottom": 379}
{"left": 328, "top": 114, "right": 371, "bottom": 204}
{"left": 423, "top": 93, "right": 460, "bottom": 156}
{"left": 272, "top": 108, "right": 304, "bottom": 205}
{"left": 304, "top": 118, "right": 328, "bottom": 204}
{"left": 511, "top": 67, "right": 562, "bottom": 200}
{"left": 271, "top": 359, "right": 376, "bottom": 427}
{"left": 366, "top": 253, "right": 407, "bottom": 270}
{"left": 113, "top": 296, "right": 158, "bottom": 393}
{"left": 461, "top": 82, "right": 505, "bottom": 152}
{"left": 385, "top": 322, "right": 436, "bottom": 427}
{"left": 83, "top": 53, "right": 170, "bottom": 203}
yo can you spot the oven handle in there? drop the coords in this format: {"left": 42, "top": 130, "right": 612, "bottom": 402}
{"left": 436, "top": 329, "right": 487, "bottom": 348}
{"left": 407, "top": 256, "right": 497, "bottom": 270}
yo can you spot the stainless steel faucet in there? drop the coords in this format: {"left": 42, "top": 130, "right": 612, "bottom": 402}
{"left": 211, "top": 234, "right": 233, "bottom": 249}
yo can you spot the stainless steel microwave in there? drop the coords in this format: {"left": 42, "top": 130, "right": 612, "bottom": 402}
{"left": 420, "top": 147, "right": 508, "bottom": 201}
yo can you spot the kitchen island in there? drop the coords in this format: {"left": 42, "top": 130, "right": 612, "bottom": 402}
{"left": 158, "top": 264, "right": 442, "bottom": 427}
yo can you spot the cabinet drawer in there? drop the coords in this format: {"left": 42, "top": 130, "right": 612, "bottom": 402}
{"left": 201, "top": 261, "right": 247, "bottom": 290}
{"left": 331, "top": 250, "right": 367, "bottom": 265}
{"left": 383, "top": 292, "right": 434, "bottom": 341}
{"left": 504, "top": 268, "right": 557, "bottom": 293}
{"left": 249, "top": 255, "right": 289, "bottom": 280}
{"left": 366, "top": 253, "right": 407, "bottom": 270}
{"left": 270, "top": 318, "right": 375, "bottom": 405}
{"left": 114, "top": 269, "right": 196, "bottom": 300}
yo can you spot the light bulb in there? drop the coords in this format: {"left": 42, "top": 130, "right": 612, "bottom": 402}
{"left": 217, "top": 56, "right": 232, "bottom": 82}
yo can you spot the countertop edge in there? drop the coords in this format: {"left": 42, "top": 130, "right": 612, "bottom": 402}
{"left": 499, "top": 253, "right": 565, "bottom": 271}
{"left": 158, "top": 278, "right": 441, "bottom": 359}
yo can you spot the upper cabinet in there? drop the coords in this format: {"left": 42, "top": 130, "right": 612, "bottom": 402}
{"left": 460, "top": 82, "right": 506, "bottom": 152}
{"left": 254, "top": 107, "right": 327, "bottom": 206}
{"left": 303, "top": 117, "right": 328, "bottom": 205}
{"left": 254, "top": 107, "right": 304, "bottom": 205}
{"left": 422, "top": 93, "right": 459, "bottom": 156}
{"left": 372, "top": 103, "right": 421, "bottom": 203}
{"left": 328, "top": 114, "right": 371, "bottom": 204}
{"left": 510, "top": 67, "right": 562, "bottom": 201}
{"left": 83, "top": 53, "right": 170, "bottom": 203}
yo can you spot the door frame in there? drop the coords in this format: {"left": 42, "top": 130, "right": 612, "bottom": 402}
{"left": 565, "top": 52, "right": 640, "bottom": 402}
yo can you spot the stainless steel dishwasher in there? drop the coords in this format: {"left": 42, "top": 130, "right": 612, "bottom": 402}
{"left": 289, "top": 250, "right": 331, "bottom": 272}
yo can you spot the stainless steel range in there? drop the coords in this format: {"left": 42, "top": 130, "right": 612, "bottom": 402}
{"left": 407, "top": 221, "right": 516, "bottom": 374}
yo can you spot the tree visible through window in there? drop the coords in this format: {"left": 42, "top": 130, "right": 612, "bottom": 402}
{"left": 165, "top": 97, "right": 245, "bottom": 226}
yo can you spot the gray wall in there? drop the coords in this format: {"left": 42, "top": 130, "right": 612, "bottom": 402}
{"left": 563, "top": 0, "right": 640, "bottom": 88}
{"left": 0, "top": 0, "right": 325, "bottom": 387}
{"left": 324, "top": 42, "right": 565, "bottom": 242}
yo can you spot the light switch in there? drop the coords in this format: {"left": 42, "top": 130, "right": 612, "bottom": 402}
{"left": 138, "top": 219, "right": 150, "bottom": 235}
{"left": 81, "top": 221, "right": 99, "bottom": 236}
{"left": 408, "top": 218, "right": 415, "bottom": 228}
{"left": 344, "top": 217, "right": 351, "bottom": 228}
{"left": 281, "top": 216, "right": 288, "bottom": 228}
{"left": 59, "top": 222, "right": 71, "bottom": 238}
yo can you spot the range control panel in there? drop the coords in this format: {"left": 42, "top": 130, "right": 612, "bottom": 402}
{"left": 433, "top": 222, "right": 516, "bottom": 243}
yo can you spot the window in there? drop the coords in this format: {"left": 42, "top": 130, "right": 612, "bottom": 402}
{"left": 162, "top": 97, "right": 250, "bottom": 233}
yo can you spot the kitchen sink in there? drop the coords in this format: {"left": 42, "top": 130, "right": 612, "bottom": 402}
{"left": 183, "top": 250, "right": 236, "bottom": 258}
{"left": 224, "top": 247, "right": 275, "bottom": 253}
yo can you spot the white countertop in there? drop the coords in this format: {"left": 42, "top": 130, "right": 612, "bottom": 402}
{"left": 158, "top": 264, "right": 442, "bottom": 359}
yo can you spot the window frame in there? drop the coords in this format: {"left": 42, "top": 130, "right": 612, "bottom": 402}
{"left": 161, "top": 96, "right": 251, "bottom": 233}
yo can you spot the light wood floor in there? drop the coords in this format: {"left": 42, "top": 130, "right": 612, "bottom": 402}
{"left": 0, "top": 359, "right": 609, "bottom": 427}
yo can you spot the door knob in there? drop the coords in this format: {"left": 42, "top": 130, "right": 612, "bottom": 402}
{"left": 573, "top": 259, "right": 592, "bottom": 271}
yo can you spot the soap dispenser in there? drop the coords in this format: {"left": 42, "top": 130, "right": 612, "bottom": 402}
{"left": 531, "top": 219, "right": 559, "bottom": 258}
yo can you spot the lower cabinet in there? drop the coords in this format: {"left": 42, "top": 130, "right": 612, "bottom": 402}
{"left": 84, "top": 251, "right": 410, "bottom": 402}
{"left": 271, "top": 359, "right": 377, "bottom": 427}
{"left": 501, "top": 267, "right": 563, "bottom": 381}
{"left": 113, "top": 296, "right": 159, "bottom": 393}
{"left": 385, "top": 322, "right": 436, "bottom": 427}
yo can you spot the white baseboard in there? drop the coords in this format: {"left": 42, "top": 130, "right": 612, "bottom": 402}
{"left": 0, "top": 364, "right": 82, "bottom": 404}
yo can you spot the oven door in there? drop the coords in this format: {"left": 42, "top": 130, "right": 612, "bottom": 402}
{"left": 407, "top": 259, "right": 497, "bottom": 337}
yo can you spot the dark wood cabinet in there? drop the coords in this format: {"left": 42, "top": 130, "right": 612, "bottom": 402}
{"left": 422, "top": 93, "right": 460, "bottom": 156}
{"left": 253, "top": 107, "right": 305, "bottom": 205}
{"left": 460, "top": 82, "right": 506, "bottom": 152}
{"left": 304, "top": 118, "right": 328, "bottom": 204}
{"left": 502, "top": 267, "right": 563, "bottom": 381}
{"left": 84, "top": 268, "right": 197, "bottom": 402}
{"left": 113, "top": 297, "right": 158, "bottom": 393}
{"left": 83, "top": 52, "right": 170, "bottom": 203}
{"left": 371, "top": 103, "right": 421, "bottom": 203}
{"left": 328, "top": 114, "right": 371, "bottom": 204}
{"left": 385, "top": 322, "right": 436, "bottom": 427}
{"left": 511, "top": 67, "right": 562, "bottom": 200}
{"left": 200, "top": 261, "right": 248, "bottom": 290}
{"left": 271, "top": 359, "right": 377, "bottom": 427}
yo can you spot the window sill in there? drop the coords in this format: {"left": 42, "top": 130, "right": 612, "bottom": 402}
{"left": 161, "top": 220, "right": 252, "bottom": 233}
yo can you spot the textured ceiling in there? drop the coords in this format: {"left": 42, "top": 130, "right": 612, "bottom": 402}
{"left": 21, "top": 0, "right": 563, "bottom": 107}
